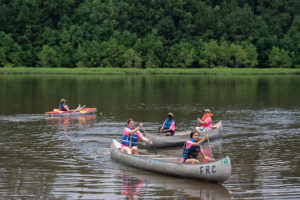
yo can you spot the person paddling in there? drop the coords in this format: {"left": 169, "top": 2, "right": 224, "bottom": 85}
{"left": 196, "top": 108, "right": 213, "bottom": 132}
{"left": 159, "top": 113, "right": 176, "bottom": 136}
{"left": 180, "top": 131, "right": 214, "bottom": 164}
{"left": 121, "top": 118, "right": 153, "bottom": 155}
{"left": 59, "top": 99, "right": 69, "bottom": 111}
{"left": 59, "top": 99, "right": 86, "bottom": 112}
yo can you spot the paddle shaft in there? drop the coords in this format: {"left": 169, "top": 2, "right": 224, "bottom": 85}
{"left": 152, "top": 144, "right": 158, "bottom": 155}
{"left": 205, "top": 130, "right": 214, "bottom": 159}
{"left": 141, "top": 129, "right": 158, "bottom": 155}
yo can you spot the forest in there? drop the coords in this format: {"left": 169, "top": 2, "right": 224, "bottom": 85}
{"left": 0, "top": 0, "right": 299, "bottom": 69}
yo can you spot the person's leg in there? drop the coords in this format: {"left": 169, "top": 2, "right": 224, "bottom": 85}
{"left": 121, "top": 146, "right": 132, "bottom": 154}
{"left": 195, "top": 126, "right": 204, "bottom": 133}
{"left": 131, "top": 146, "right": 139, "bottom": 155}
{"left": 185, "top": 158, "right": 200, "bottom": 164}
{"left": 163, "top": 132, "right": 170, "bottom": 136}
{"left": 203, "top": 155, "right": 214, "bottom": 162}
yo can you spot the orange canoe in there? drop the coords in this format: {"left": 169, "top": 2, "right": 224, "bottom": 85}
{"left": 45, "top": 108, "right": 97, "bottom": 116}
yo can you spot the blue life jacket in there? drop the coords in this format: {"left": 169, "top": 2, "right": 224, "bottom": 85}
{"left": 59, "top": 104, "right": 68, "bottom": 111}
{"left": 163, "top": 119, "right": 176, "bottom": 136}
{"left": 121, "top": 127, "right": 139, "bottom": 147}
{"left": 182, "top": 138, "right": 201, "bottom": 160}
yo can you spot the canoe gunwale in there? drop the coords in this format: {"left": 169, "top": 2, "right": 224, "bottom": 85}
{"left": 146, "top": 121, "right": 223, "bottom": 148}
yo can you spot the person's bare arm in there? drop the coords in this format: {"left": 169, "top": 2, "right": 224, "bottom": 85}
{"left": 197, "top": 117, "right": 207, "bottom": 125}
{"left": 128, "top": 123, "right": 143, "bottom": 134}
{"left": 192, "top": 134, "right": 208, "bottom": 146}
{"left": 141, "top": 136, "right": 152, "bottom": 145}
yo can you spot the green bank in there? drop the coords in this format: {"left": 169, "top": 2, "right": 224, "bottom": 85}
{"left": 0, "top": 67, "right": 300, "bottom": 75}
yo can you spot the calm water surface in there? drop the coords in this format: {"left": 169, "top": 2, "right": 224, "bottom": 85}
{"left": 0, "top": 74, "right": 299, "bottom": 199}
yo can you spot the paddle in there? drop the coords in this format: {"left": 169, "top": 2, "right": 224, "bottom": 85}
{"left": 74, "top": 104, "right": 86, "bottom": 112}
{"left": 141, "top": 129, "right": 158, "bottom": 155}
{"left": 151, "top": 143, "right": 158, "bottom": 155}
{"left": 205, "top": 130, "right": 214, "bottom": 160}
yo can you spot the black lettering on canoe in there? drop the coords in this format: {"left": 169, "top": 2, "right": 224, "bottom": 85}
{"left": 206, "top": 166, "right": 210, "bottom": 174}
{"left": 200, "top": 166, "right": 204, "bottom": 175}
{"left": 212, "top": 165, "right": 216, "bottom": 173}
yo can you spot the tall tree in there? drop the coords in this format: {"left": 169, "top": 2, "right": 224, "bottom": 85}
{"left": 230, "top": 43, "right": 247, "bottom": 68}
{"left": 99, "top": 38, "right": 125, "bottom": 68}
{"left": 0, "top": 32, "right": 22, "bottom": 67}
{"left": 268, "top": 46, "right": 292, "bottom": 68}
{"left": 122, "top": 48, "right": 142, "bottom": 68}
{"left": 201, "top": 40, "right": 219, "bottom": 68}
{"left": 37, "top": 45, "right": 59, "bottom": 68}
{"left": 280, "top": 16, "right": 300, "bottom": 66}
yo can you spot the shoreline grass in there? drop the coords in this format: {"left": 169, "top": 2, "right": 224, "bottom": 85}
{"left": 0, "top": 67, "right": 300, "bottom": 75}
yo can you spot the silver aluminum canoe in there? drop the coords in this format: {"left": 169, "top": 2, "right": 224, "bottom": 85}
{"left": 146, "top": 121, "right": 223, "bottom": 148}
{"left": 110, "top": 139, "right": 231, "bottom": 182}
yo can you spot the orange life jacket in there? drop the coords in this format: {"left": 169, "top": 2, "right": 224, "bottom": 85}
{"left": 200, "top": 113, "right": 213, "bottom": 125}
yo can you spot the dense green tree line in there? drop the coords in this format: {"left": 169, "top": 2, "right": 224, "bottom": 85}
{"left": 0, "top": 0, "right": 299, "bottom": 68}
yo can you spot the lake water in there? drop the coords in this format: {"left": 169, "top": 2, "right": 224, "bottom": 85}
{"left": 0, "top": 74, "right": 299, "bottom": 199}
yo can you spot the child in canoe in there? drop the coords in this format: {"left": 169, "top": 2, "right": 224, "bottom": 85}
{"left": 181, "top": 131, "right": 214, "bottom": 164}
{"left": 158, "top": 112, "right": 176, "bottom": 136}
{"left": 121, "top": 118, "right": 153, "bottom": 155}
{"left": 196, "top": 108, "right": 213, "bottom": 132}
